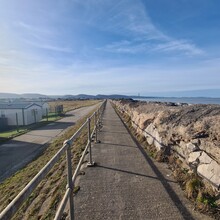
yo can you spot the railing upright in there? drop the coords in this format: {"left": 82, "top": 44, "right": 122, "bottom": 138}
{"left": 95, "top": 112, "right": 98, "bottom": 143}
{"left": 65, "top": 141, "right": 74, "bottom": 220}
{"left": 87, "top": 118, "right": 94, "bottom": 166}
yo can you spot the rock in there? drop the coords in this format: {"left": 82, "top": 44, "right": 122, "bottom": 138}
{"left": 113, "top": 99, "right": 220, "bottom": 189}
{"left": 191, "top": 139, "right": 200, "bottom": 146}
{"left": 199, "top": 151, "right": 213, "bottom": 164}
{"left": 188, "top": 151, "right": 202, "bottom": 164}
{"left": 186, "top": 142, "right": 199, "bottom": 154}
{"left": 144, "top": 123, "right": 163, "bottom": 151}
{"left": 197, "top": 160, "right": 220, "bottom": 189}
{"left": 172, "top": 143, "right": 186, "bottom": 159}
{"left": 144, "top": 123, "right": 155, "bottom": 145}
{"left": 199, "top": 140, "right": 220, "bottom": 164}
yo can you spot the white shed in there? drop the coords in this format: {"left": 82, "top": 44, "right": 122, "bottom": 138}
{"left": 38, "top": 102, "right": 50, "bottom": 116}
{"left": 0, "top": 103, "right": 43, "bottom": 126}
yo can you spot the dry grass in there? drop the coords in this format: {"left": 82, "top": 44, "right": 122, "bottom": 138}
{"left": 48, "top": 100, "right": 100, "bottom": 113}
{"left": 0, "top": 107, "right": 98, "bottom": 219}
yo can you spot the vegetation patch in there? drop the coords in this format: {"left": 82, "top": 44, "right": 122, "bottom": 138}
{"left": 48, "top": 99, "right": 100, "bottom": 113}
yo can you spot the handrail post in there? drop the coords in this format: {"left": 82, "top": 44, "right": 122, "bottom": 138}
{"left": 87, "top": 118, "right": 95, "bottom": 166}
{"left": 97, "top": 108, "right": 100, "bottom": 131}
{"left": 65, "top": 140, "right": 74, "bottom": 220}
{"left": 99, "top": 105, "right": 103, "bottom": 129}
{"left": 95, "top": 111, "right": 98, "bottom": 143}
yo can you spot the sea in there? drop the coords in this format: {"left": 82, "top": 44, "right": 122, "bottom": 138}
{"left": 134, "top": 97, "right": 220, "bottom": 105}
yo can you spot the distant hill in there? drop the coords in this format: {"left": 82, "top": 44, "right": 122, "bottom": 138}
{"left": 21, "top": 93, "right": 48, "bottom": 99}
{"left": 52, "top": 94, "right": 131, "bottom": 99}
{"left": 0, "top": 93, "right": 132, "bottom": 100}
{"left": 0, "top": 93, "right": 49, "bottom": 99}
{"left": 96, "top": 94, "right": 130, "bottom": 99}
{"left": 0, "top": 93, "right": 21, "bottom": 99}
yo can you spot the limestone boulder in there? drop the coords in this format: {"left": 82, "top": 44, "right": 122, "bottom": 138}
{"left": 144, "top": 123, "right": 163, "bottom": 151}
{"left": 186, "top": 142, "right": 199, "bottom": 154}
{"left": 197, "top": 160, "right": 220, "bottom": 189}
{"left": 188, "top": 151, "right": 202, "bottom": 164}
{"left": 199, "top": 151, "right": 213, "bottom": 164}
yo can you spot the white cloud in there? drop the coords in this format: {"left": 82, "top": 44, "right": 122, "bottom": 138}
{"left": 0, "top": 57, "right": 219, "bottom": 95}
{"left": 25, "top": 41, "right": 73, "bottom": 53}
{"left": 152, "top": 40, "right": 205, "bottom": 55}
{"left": 97, "top": 40, "right": 149, "bottom": 54}
{"left": 16, "top": 21, "right": 53, "bottom": 35}
{"left": 95, "top": 0, "right": 204, "bottom": 56}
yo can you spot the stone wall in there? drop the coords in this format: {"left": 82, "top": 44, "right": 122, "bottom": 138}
{"left": 112, "top": 100, "right": 220, "bottom": 190}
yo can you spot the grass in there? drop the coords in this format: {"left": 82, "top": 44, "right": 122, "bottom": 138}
{"left": 0, "top": 104, "right": 99, "bottom": 219}
{"left": 0, "top": 128, "right": 27, "bottom": 138}
{"left": 0, "top": 100, "right": 100, "bottom": 144}
{"left": 0, "top": 122, "right": 51, "bottom": 144}
{"left": 48, "top": 99, "right": 100, "bottom": 113}
{"left": 41, "top": 112, "right": 62, "bottom": 122}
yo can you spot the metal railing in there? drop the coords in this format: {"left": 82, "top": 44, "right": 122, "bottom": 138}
{"left": 0, "top": 100, "right": 107, "bottom": 220}
{"left": 114, "top": 104, "right": 220, "bottom": 190}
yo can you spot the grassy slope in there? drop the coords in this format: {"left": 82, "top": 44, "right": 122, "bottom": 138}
{"left": 0, "top": 103, "right": 99, "bottom": 219}
{"left": 48, "top": 100, "right": 100, "bottom": 113}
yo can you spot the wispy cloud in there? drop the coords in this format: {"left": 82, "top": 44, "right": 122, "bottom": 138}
{"left": 152, "top": 40, "right": 205, "bottom": 55}
{"left": 14, "top": 21, "right": 73, "bottom": 53}
{"left": 16, "top": 21, "right": 52, "bottom": 35}
{"left": 97, "top": 40, "right": 149, "bottom": 54}
{"left": 25, "top": 41, "right": 73, "bottom": 53}
{"left": 95, "top": 0, "right": 204, "bottom": 56}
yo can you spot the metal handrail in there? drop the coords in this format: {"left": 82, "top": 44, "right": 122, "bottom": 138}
{"left": 0, "top": 100, "right": 107, "bottom": 220}
{"left": 115, "top": 104, "right": 220, "bottom": 190}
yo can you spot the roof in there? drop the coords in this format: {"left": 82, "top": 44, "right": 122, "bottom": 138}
{"left": 0, "top": 103, "right": 42, "bottom": 109}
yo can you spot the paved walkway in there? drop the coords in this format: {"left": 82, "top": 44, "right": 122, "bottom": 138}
{"left": 74, "top": 101, "right": 211, "bottom": 220}
{"left": 0, "top": 104, "right": 99, "bottom": 182}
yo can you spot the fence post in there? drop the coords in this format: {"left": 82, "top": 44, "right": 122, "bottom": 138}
{"left": 87, "top": 118, "right": 94, "bottom": 166}
{"left": 46, "top": 108, "right": 48, "bottom": 121}
{"left": 99, "top": 107, "right": 102, "bottom": 129}
{"left": 16, "top": 113, "right": 19, "bottom": 132}
{"left": 97, "top": 108, "right": 101, "bottom": 131}
{"left": 95, "top": 112, "right": 98, "bottom": 143}
{"left": 65, "top": 141, "right": 74, "bottom": 220}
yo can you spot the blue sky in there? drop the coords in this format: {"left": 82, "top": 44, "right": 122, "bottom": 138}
{"left": 0, "top": 0, "right": 220, "bottom": 96}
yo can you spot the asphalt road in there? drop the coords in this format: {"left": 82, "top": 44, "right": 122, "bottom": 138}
{"left": 0, "top": 104, "right": 99, "bottom": 183}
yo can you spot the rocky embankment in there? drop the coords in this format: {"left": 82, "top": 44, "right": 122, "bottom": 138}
{"left": 112, "top": 99, "right": 220, "bottom": 191}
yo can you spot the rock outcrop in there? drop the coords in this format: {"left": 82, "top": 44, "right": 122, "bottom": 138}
{"left": 113, "top": 99, "right": 220, "bottom": 190}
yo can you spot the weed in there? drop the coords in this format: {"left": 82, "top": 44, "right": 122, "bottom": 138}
{"left": 185, "top": 177, "right": 203, "bottom": 199}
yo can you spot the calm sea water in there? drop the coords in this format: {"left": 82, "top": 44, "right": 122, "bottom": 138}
{"left": 134, "top": 97, "right": 220, "bottom": 105}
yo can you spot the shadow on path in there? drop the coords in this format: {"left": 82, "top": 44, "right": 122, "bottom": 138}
{"left": 96, "top": 164, "right": 177, "bottom": 184}
{"left": 114, "top": 106, "right": 195, "bottom": 220}
{"left": 101, "top": 130, "right": 128, "bottom": 135}
{"left": 101, "top": 142, "right": 137, "bottom": 149}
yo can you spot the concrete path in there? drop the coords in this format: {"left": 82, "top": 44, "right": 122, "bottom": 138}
{"left": 74, "top": 101, "right": 211, "bottom": 220}
{"left": 0, "top": 104, "right": 99, "bottom": 182}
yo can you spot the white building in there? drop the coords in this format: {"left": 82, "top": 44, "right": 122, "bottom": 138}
{"left": 0, "top": 103, "right": 43, "bottom": 126}
{"left": 38, "top": 102, "right": 50, "bottom": 116}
